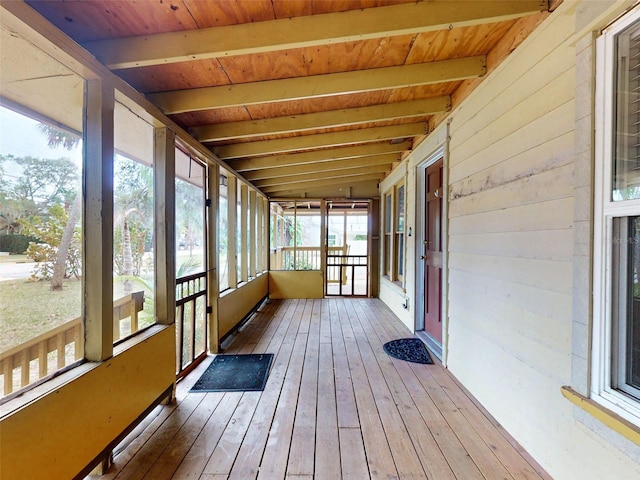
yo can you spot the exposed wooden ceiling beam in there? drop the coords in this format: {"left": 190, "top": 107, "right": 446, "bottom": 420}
{"left": 229, "top": 141, "right": 411, "bottom": 172}
{"left": 86, "top": 1, "right": 547, "bottom": 70}
{"left": 254, "top": 165, "right": 390, "bottom": 189}
{"left": 242, "top": 154, "right": 398, "bottom": 181}
{"left": 214, "top": 123, "right": 425, "bottom": 159}
{"left": 191, "top": 97, "right": 450, "bottom": 142}
{"left": 148, "top": 57, "right": 485, "bottom": 114}
{"left": 263, "top": 173, "right": 383, "bottom": 195}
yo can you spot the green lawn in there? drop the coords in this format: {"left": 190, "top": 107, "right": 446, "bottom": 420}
{"left": 0, "top": 278, "right": 82, "bottom": 352}
{"left": 0, "top": 252, "right": 200, "bottom": 353}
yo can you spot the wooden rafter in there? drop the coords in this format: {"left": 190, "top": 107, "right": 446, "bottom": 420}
{"left": 214, "top": 124, "right": 425, "bottom": 159}
{"left": 253, "top": 165, "right": 390, "bottom": 189}
{"left": 262, "top": 173, "right": 383, "bottom": 194}
{"left": 85, "top": 1, "right": 547, "bottom": 70}
{"left": 191, "top": 97, "right": 450, "bottom": 142}
{"left": 148, "top": 57, "right": 485, "bottom": 114}
{"left": 229, "top": 142, "right": 411, "bottom": 172}
{"left": 242, "top": 154, "right": 398, "bottom": 181}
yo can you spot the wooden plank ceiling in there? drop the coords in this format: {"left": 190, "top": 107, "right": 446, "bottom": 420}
{"left": 26, "top": 0, "right": 552, "bottom": 198}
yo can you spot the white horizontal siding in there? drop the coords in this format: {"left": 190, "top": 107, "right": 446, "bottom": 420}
{"left": 448, "top": 229, "right": 573, "bottom": 261}
{"left": 443, "top": 2, "right": 637, "bottom": 479}
{"left": 377, "top": 1, "right": 640, "bottom": 477}
{"left": 448, "top": 197, "right": 574, "bottom": 235}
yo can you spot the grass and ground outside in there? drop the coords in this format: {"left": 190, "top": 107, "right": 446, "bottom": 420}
{"left": 0, "top": 252, "right": 206, "bottom": 353}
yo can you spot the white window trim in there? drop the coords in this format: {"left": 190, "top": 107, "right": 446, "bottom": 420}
{"left": 593, "top": 5, "right": 640, "bottom": 426}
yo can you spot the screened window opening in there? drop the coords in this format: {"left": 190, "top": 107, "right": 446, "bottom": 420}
{"left": 270, "top": 201, "right": 322, "bottom": 271}
{"left": 112, "top": 102, "right": 156, "bottom": 343}
{"left": 0, "top": 31, "right": 85, "bottom": 396}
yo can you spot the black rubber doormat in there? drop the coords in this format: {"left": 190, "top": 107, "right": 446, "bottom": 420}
{"left": 190, "top": 353, "right": 274, "bottom": 392}
{"left": 383, "top": 338, "right": 433, "bottom": 364}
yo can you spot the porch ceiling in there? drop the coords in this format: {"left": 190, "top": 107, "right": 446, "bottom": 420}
{"left": 25, "top": 0, "right": 553, "bottom": 198}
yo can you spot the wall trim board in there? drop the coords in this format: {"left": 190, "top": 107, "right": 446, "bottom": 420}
{"left": 561, "top": 386, "right": 640, "bottom": 446}
{"left": 218, "top": 274, "right": 269, "bottom": 338}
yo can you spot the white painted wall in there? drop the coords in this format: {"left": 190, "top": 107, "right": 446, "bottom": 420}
{"left": 380, "top": 1, "right": 640, "bottom": 478}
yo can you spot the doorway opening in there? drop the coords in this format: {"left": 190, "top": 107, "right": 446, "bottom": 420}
{"left": 175, "top": 151, "right": 208, "bottom": 379}
{"left": 325, "top": 201, "right": 370, "bottom": 296}
{"left": 416, "top": 154, "right": 446, "bottom": 361}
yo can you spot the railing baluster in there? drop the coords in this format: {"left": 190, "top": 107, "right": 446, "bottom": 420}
{"left": 20, "top": 350, "right": 30, "bottom": 387}
{"left": 38, "top": 342, "right": 48, "bottom": 378}
{"left": 56, "top": 332, "right": 65, "bottom": 369}
{"left": 74, "top": 323, "right": 82, "bottom": 360}
{"left": 3, "top": 358, "right": 13, "bottom": 395}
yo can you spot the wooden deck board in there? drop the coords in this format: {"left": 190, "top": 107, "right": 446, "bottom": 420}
{"left": 89, "top": 298, "right": 549, "bottom": 480}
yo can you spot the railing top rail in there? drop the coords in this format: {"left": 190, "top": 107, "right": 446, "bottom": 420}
{"left": 176, "top": 270, "right": 207, "bottom": 284}
{"left": 0, "top": 291, "right": 145, "bottom": 361}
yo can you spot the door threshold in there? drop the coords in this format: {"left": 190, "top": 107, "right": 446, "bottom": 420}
{"left": 416, "top": 330, "right": 442, "bottom": 362}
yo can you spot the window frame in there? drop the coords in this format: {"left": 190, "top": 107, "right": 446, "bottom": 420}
{"left": 383, "top": 191, "right": 393, "bottom": 277}
{"left": 593, "top": 6, "right": 640, "bottom": 425}
{"left": 382, "top": 180, "right": 406, "bottom": 285}
{"left": 394, "top": 182, "right": 406, "bottom": 283}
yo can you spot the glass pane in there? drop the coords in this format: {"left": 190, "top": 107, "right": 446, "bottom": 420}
{"left": 113, "top": 102, "right": 155, "bottom": 342}
{"left": 385, "top": 193, "right": 392, "bottom": 234}
{"left": 396, "top": 185, "right": 405, "bottom": 232}
{"left": 613, "top": 217, "right": 640, "bottom": 398}
{"left": 396, "top": 233, "right": 404, "bottom": 277}
{"left": 614, "top": 23, "right": 640, "bottom": 201}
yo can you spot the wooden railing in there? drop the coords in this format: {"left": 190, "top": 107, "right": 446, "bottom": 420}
{"left": 175, "top": 271, "right": 207, "bottom": 378}
{"left": 270, "top": 246, "right": 348, "bottom": 275}
{"left": 0, "top": 291, "right": 145, "bottom": 396}
{"left": 326, "top": 255, "right": 368, "bottom": 296}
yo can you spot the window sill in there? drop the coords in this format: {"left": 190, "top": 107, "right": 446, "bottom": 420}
{"left": 381, "top": 275, "right": 405, "bottom": 292}
{"left": 561, "top": 386, "right": 640, "bottom": 446}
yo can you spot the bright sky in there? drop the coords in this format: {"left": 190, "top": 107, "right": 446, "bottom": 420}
{"left": 0, "top": 106, "right": 82, "bottom": 164}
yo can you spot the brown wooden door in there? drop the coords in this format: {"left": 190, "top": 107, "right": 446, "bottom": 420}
{"left": 423, "top": 160, "right": 443, "bottom": 343}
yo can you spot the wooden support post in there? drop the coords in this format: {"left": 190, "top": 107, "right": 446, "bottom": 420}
{"left": 249, "top": 189, "right": 257, "bottom": 277}
{"left": 84, "top": 79, "right": 114, "bottom": 361}
{"left": 240, "top": 183, "right": 249, "bottom": 283}
{"left": 154, "top": 127, "right": 176, "bottom": 326}
{"left": 207, "top": 163, "right": 220, "bottom": 354}
{"left": 227, "top": 177, "right": 238, "bottom": 288}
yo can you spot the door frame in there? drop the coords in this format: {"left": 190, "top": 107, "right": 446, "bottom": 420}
{"left": 324, "top": 200, "right": 371, "bottom": 297}
{"left": 415, "top": 146, "right": 448, "bottom": 364}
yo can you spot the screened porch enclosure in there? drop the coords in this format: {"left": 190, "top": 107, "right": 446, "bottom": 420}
{"left": 269, "top": 200, "right": 371, "bottom": 297}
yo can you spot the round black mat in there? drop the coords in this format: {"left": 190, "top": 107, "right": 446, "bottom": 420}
{"left": 383, "top": 338, "right": 433, "bottom": 364}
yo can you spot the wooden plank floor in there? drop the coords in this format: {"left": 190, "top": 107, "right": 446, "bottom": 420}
{"left": 88, "top": 298, "right": 551, "bottom": 480}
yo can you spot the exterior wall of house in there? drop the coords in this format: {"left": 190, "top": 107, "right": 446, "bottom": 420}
{"left": 380, "top": 1, "right": 640, "bottom": 478}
